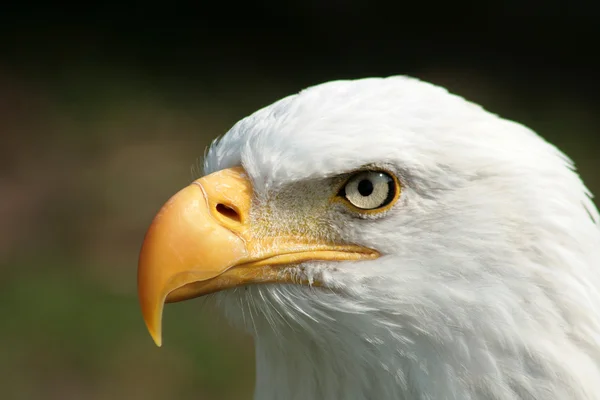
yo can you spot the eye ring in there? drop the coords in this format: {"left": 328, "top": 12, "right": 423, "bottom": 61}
{"left": 336, "top": 170, "right": 400, "bottom": 214}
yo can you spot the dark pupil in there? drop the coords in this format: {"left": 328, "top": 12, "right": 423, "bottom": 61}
{"left": 357, "top": 179, "right": 374, "bottom": 196}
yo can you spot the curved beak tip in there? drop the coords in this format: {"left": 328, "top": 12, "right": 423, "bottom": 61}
{"left": 138, "top": 278, "right": 166, "bottom": 348}
{"left": 140, "top": 305, "right": 163, "bottom": 347}
{"left": 150, "top": 330, "right": 163, "bottom": 348}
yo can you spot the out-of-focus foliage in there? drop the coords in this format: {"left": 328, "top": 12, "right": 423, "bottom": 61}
{"left": 0, "top": 64, "right": 598, "bottom": 400}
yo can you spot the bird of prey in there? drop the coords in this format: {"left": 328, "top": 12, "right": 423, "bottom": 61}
{"left": 137, "top": 76, "right": 600, "bottom": 400}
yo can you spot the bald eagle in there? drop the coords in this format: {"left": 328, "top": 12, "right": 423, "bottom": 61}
{"left": 137, "top": 76, "right": 600, "bottom": 400}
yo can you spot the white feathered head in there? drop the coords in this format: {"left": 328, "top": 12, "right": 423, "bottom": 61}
{"left": 138, "top": 76, "right": 600, "bottom": 400}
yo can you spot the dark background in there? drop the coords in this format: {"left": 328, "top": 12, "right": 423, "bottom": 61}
{"left": 1, "top": 3, "right": 599, "bottom": 399}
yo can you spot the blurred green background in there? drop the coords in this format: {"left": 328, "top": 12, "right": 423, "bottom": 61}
{"left": 0, "top": 4, "right": 599, "bottom": 400}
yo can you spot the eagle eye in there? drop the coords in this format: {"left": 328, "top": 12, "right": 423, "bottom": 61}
{"left": 337, "top": 170, "right": 400, "bottom": 213}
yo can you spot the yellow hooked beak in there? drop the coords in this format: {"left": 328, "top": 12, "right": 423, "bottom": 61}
{"left": 137, "top": 167, "right": 378, "bottom": 346}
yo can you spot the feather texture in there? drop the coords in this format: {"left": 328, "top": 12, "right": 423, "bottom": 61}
{"left": 202, "top": 76, "right": 600, "bottom": 400}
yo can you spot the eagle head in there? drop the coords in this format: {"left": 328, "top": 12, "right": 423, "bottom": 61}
{"left": 138, "top": 77, "right": 600, "bottom": 400}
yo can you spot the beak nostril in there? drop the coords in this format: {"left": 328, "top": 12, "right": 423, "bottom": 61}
{"left": 216, "top": 203, "right": 242, "bottom": 223}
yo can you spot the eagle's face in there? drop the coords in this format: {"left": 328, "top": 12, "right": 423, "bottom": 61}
{"left": 138, "top": 77, "right": 600, "bottom": 399}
